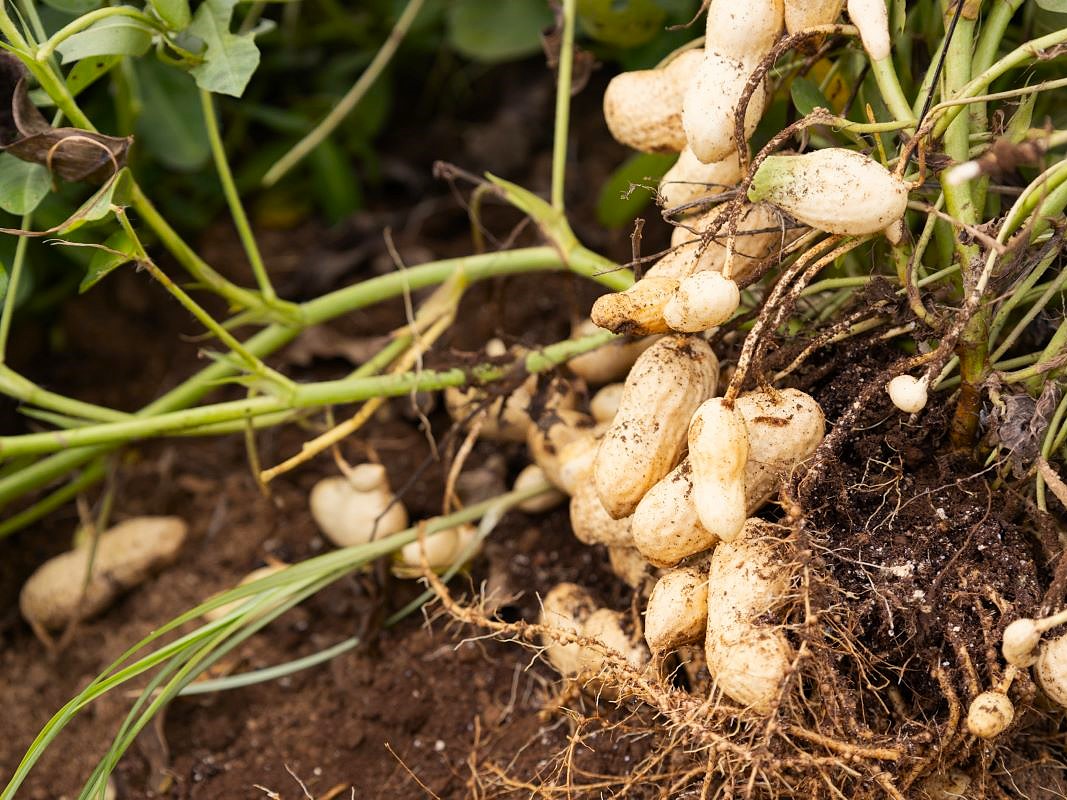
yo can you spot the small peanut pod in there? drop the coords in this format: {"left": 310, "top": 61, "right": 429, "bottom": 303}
{"left": 595, "top": 335, "right": 719, "bottom": 519}
{"left": 659, "top": 148, "right": 742, "bottom": 213}
{"left": 705, "top": 519, "right": 794, "bottom": 712}
{"left": 1036, "top": 631, "right": 1067, "bottom": 708}
{"left": 1002, "top": 618, "right": 1042, "bottom": 668}
{"left": 689, "top": 399, "right": 750, "bottom": 544}
{"left": 603, "top": 49, "right": 703, "bottom": 153}
{"left": 580, "top": 608, "right": 649, "bottom": 678}
{"left": 571, "top": 478, "right": 633, "bottom": 547}
{"left": 608, "top": 545, "right": 654, "bottom": 589}
{"left": 846, "top": 0, "right": 891, "bottom": 60}
{"left": 682, "top": 52, "right": 769, "bottom": 165}
{"left": 527, "top": 409, "right": 598, "bottom": 493}
{"left": 204, "top": 563, "right": 288, "bottom": 622}
{"left": 784, "top": 0, "right": 844, "bottom": 34}
{"left": 965, "top": 691, "right": 1015, "bottom": 739}
{"left": 644, "top": 564, "right": 709, "bottom": 652}
{"left": 887, "top": 375, "right": 929, "bottom": 414}
{"left": 445, "top": 374, "right": 577, "bottom": 443}
{"left": 705, "top": 0, "right": 784, "bottom": 62}
{"left": 310, "top": 464, "right": 409, "bottom": 548}
{"left": 735, "top": 388, "right": 825, "bottom": 508}
{"left": 632, "top": 459, "right": 716, "bottom": 567}
{"left": 748, "top": 148, "right": 908, "bottom": 235}
{"left": 590, "top": 276, "right": 679, "bottom": 336}
{"left": 393, "top": 523, "right": 479, "bottom": 578}
{"left": 567, "top": 319, "right": 658, "bottom": 386}
{"left": 514, "top": 464, "right": 568, "bottom": 514}
{"left": 663, "top": 271, "right": 740, "bottom": 333}
{"left": 20, "top": 516, "right": 188, "bottom": 631}
{"left": 540, "top": 582, "right": 597, "bottom": 676}
{"left": 671, "top": 203, "right": 792, "bottom": 286}
{"left": 590, "top": 382, "right": 625, "bottom": 424}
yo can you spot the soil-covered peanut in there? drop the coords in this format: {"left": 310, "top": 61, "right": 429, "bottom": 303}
{"left": 966, "top": 691, "right": 1015, "bottom": 738}
{"left": 540, "top": 582, "right": 597, "bottom": 676}
{"left": 607, "top": 545, "right": 654, "bottom": 589}
{"left": 514, "top": 464, "right": 568, "bottom": 514}
{"left": 735, "top": 388, "right": 825, "bottom": 508}
{"left": 644, "top": 564, "right": 708, "bottom": 652}
{"left": 20, "top": 516, "right": 188, "bottom": 631}
{"left": 705, "top": 519, "right": 794, "bottom": 712}
{"left": 595, "top": 335, "right": 718, "bottom": 519}
{"left": 603, "top": 50, "right": 703, "bottom": 153}
{"left": 527, "top": 409, "right": 598, "bottom": 493}
{"left": 590, "top": 276, "right": 679, "bottom": 336}
{"left": 1036, "top": 632, "right": 1067, "bottom": 708}
{"left": 748, "top": 149, "right": 908, "bottom": 235}
{"left": 632, "top": 458, "right": 714, "bottom": 567}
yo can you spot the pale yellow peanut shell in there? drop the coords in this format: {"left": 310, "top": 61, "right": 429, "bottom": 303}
{"left": 965, "top": 691, "right": 1015, "bottom": 738}
{"left": 595, "top": 335, "right": 719, "bottom": 519}
{"left": 590, "top": 276, "right": 679, "bottom": 336}
{"left": 1036, "top": 632, "right": 1067, "bottom": 708}
{"left": 514, "top": 464, "right": 568, "bottom": 514}
{"left": 705, "top": 0, "right": 784, "bottom": 62}
{"left": 689, "top": 398, "right": 750, "bottom": 544}
{"left": 571, "top": 478, "right": 633, "bottom": 547}
{"left": 671, "top": 203, "right": 793, "bottom": 286}
{"left": 568, "top": 319, "right": 658, "bottom": 385}
{"left": 590, "top": 382, "right": 625, "bottom": 424}
{"left": 540, "top": 582, "right": 597, "bottom": 676}
{"left": 784, "top": 0, "right": 844, "bottom": 34}
{"left": 705, "top": 519, "right": 794, "bottom": 712}
{"left": 608, "top": 545, "right": 655, "bottom": 589}
{"left": 645, "top": 564, "right": 709, "bottom": 652}
{"left": 310, "top": 468, "right": 409, "bottom": 548}
{"left": 526, "top": 408, "right": 598, "bottom": 492}
{"left": 394, "top": 523, "right": 478, "bottom": 578}
{"left": 20, "top": 516, "right": 187, "bottom": 631}
{"left": 659, "top": 148, "right": 742, "bottom": 213}
{"left": 682, "top": 52, "right": 768, "bottom": 165}
{"left": 603, "top": 50, "right": 703, "bottom": 153}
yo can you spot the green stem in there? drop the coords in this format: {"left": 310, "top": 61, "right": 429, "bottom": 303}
{"left": 551, "top": 0, "right": 577, "bottom": 211}
{"left": 0, "top": 246, "right": 623, "bottom": 509}
{"left": 0, "top": 458, "right": 107, "bottom": 540}
{"left": 0, "top": 366, "right": 130, "bottom": 422}
{"left": 972, "top": 0, "right": 1024, "bottom": 74}
{"left": 869, "top": 56, "right": 917, "bottom": 124}
{"left": 0, "top": 331, "right": 615, "bottom": 458}
{"left": 199, "top": 90, "right": 278, "bottom": 302}
{"left": 0, "top": 214, "right": 30, "bottom": 363}
{"left": 261, "top": 0, "right": 427, "bottom": 187}
{"left": 36, "top": 7, "right": 160, "bottom": 62}
{"left": 115, "top": 209, "right": 296, "bottom": 395}
{"left": 129, "top": 185, "right": 293, "bottom": 320}
{"left": 931, "top": 26, "right": 1067, "bottom": 139}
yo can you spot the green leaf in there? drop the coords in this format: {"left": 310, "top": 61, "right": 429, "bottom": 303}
{"left": 577, "top": 0, "right": 667, "bottom": 47}
{"left": 447, "top": 0, "right": 552, "bottom": 62}
{"left": 134, "top": 58, "right": 210, "bottom": 170}
{"left": 41, "top": 0, "right": 102, "bottom": 13}
{"left": 58, "top": 168, "right": 132, "bottom": 235}
{"left": 790, "top": 77, "right": 830, "bottom": 117}
{"left": 0, "top": 154, "right": 51, "bottom": 215}
{"left": 188, "top": 0, "right": 261, "bottom": 97}
{"left": 1036, "top": 0, "right": 1067, "bottom": 11}
{"left": 309, "top": 139, "right": 362, "bottom": 224}
{"left": 80, "top": 230, "right": 136, "bottom": 292}
{"left": 56, "top": 16, "right": 155, "bottom": 64}
{"left": 148, "top": 0, "right": 191, "bottom": 29}
{"left": 596, "top": 152, "right": 675, "bottom": 229}
{"left": 66, "top": 54, "right": 121, "bottom": 98}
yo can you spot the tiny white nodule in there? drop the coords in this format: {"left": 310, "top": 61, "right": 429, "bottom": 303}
{"left": 886, "top": 374, "right": 928, "bottom": 414}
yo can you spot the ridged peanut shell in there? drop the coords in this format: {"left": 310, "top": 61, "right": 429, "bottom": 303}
{"left": 645, "top": 564, "right": 709, "bottom": 651}
{"left": 659, "top": 148, "right": 742, "bottom": 213}
{"left": 682, "top": 52, "right": 768, "bottom": 165}
{"left": 571, "top": 478, "right": 633, "bottom": 547}
{"left": 784, "top": 0, "right": 844, "bottom": 33}
{"left": 705, "top": 0, "right": 784, "bottom": 62}
{"left": 595, "top": 335, "right": 719, "bottom": 519}
{"left": 603, "top": 50, "right": 703, "bottom": 153}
